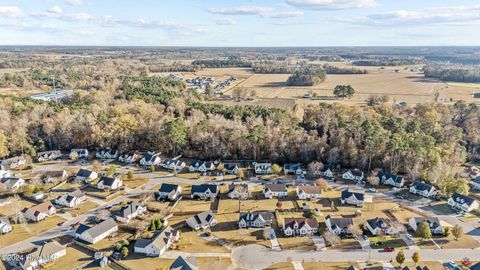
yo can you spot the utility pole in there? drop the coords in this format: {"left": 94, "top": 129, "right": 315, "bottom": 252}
{"left": 51, "top": 74, "right": 56, "bottom": 91}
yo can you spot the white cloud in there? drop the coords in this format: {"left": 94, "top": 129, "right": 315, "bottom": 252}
{"left": 0, "top": 6, "right": 22, "bottom": 17}
{"left": 214, "top": 18, "right": 237, "bottom": 25}
{"left": 208, "top": 6, "right": 273, "bottom": 16}
{"left": 64, "top": 0, "right": 88, "bottom": 6}
{"left": 207, "top": 5, "right": 303, "bottom": 18}
{"left": 48, "top": 6, "right": 63, "bottom": 14}
{"left": 339, "top": 5, "right": 480, "bottom": 26}
{"left": 285, "top": 0, "right": 377, "bottom": 10}
{"left": 267, "top": 11, "right": 304, "bottom": 18}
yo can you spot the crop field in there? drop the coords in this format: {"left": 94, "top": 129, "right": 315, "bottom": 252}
{"left": 172, "top": 64, "right": 480, "bottom": 106}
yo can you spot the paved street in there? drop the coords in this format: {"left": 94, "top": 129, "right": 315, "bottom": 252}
{"left": 231, "top": 244, "right": 480, "bottom": 270}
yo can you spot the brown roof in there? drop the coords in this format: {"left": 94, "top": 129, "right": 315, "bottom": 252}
{"left": 284, "top": 218, "right": 318, "bottom": 229}
{"left": 228, "top": 184, "right": 249, "bottom": 194}
{"left": 297, "top": 185, "right": 322, "bottom": 195}
{"left": 23, "top": 201, "right": 55, "bottom": 215}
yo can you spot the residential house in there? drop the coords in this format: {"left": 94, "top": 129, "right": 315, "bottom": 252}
{"left": 186, "top": 210, "right": 217, "bottom": 230}
{"left": 97, "top": 176, "right": 123, "bottom": 191}
{"left": 283, "top": 218, "right": 319, "bottom": 236}
{"left": 365, "top": 218, "right": 397, "bottom": 236}
{"left": 284, "top": 163, "right": 304, "bottom": 175}
{"left": 23, "top": 201, "right": 56, "bottom": 222}
{"left": 472, "top": 177, "right": 480, "bottom": 190}
{"left": 118, "top": 151, "right": 142, "bottom": 164}
{"left": 20, "top": 241, "right": 66, "bottom": 270}
{"left": 75, "top": 218, "right": 118, "bottom": 244}
{"left": 1, "top": 156, "right": 27, "bottom": 169}
{"left": 140, "top": 151, "right": 161, "bottom": 167}
{"left": 238, "top": 212, "right": 273, "bottom": 228}
{"left": 134, "top": 226, "right": 180, "bottom": 257}
{"left": 0, "top": 216, "right": 12, "bottom": 234}
{"left": 36, "top": 150, "right": 62, "bottom": 162}
{"left": 342, "top": 169, "right": 364, "bottom": 182}
{"left": 227, "top": 184, "right": 250, "bottom": 200}
{"left": 55, "top": 190, "right": 86, "bottom": 208}
{"left": 114, "top": 202, "right": 147, "bottom": 223}
{"left": 76, "top": 169, "right": 98, "bottom": 182}
{"left": 190, "top": 184, "right": 218, "bottom": 200}
{"left": 96, "top": 149, "right": 118, "bottom": 159}
{"left": 314, "top": 167, "right": 334, "bottom": 179}
{"left": 42, "top": 170, "right": 68, "bottom": 183}
{"left": 157, "top": 183, "right": 182, "bottom": 201}
{"left": 169, "top": 256, "right": 198, "bottom": 270}
{"left": 0, "top": 177, "right": 25, "bottom": 192}
{"left": 448, "top": 192, "right": 479, "bottom": 213}
{"left": 341, "top": 189, "right": 365, "bottom": 207}
{"left": 161, "top": 159, "right": 186, "bottom": 172}
{"left": 408, "top": 217, "right": 444, "bottom": 235}
{"left": 263, "top": 184, "right": 288, "bottom": 199}
{"left": 409, "top": 182, "right": 437, "bottom": 198}
{"left": 188, "top": 160, "right": 215, "bottom": 172}
{"left": 224, "top": 163, "right": 240, "bottom": 175}
{"left": 254, "top": 163, "right": 272, "bottom": 174}
{"left": 70, "top": 148, "right": 89, "bottom": 159}
{"left": 296, "top": 185, "right": 322, "bottom": 200}
{"left": 325, "top": 215, "right": 354, "bottom": 236}
{"left": 378, "top": 172, "right": 405, "bottom": 188}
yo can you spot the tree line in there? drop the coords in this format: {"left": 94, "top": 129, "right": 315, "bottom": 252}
{"left": 423, "top": 64, "right": 480, "bottom": 83}
{"left": 286, "top": 65, "right": 326, "bottom": 86}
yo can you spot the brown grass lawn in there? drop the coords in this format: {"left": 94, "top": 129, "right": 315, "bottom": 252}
{"left": 46, "top": 246, "right": 92, "bottom": 270}
{"left": 0, "top": 216, "right": 66, "bottom": 248}
{"left": 69, "top": 201, "right": 99, "bottom": 217}
{"left": 168, "top": 199, "right": 212, "bottom": 226}
{"left": 91, "top": 230, "right": 133, "bottom": 251}
{"left": 175, "top": 231, "right": 230, "bottom": 253}
{"left": 121, "top": 257, "right": 174, "bottom": 270}
{"left": 0, "top": 198, "right": 35, "bottom": 216}
{"left": 197, "top": 257, "right": 232, "bottom": 270}
{"left": 302, "top": 262, "right": 361, "bottom": 270}
{"left": 276, "top": 236, "right": 315, "bottom": 251}
{"left": 123, "top": 177, "right": 148, "bottom": 189}
{"left": 265, "top": 262, "right": 294, "bottom": 270}
{"left": 416, "top": 234, "right": 480, "bottom": 249}
{"left": 336, "top": 238, "right": 362, "bottom": 250}
{"left": 390, "top": 207, "right": 421, "bottom": 224}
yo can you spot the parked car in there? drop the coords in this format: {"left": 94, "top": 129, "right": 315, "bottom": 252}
{"left": 383, "top": 247, "right": 395, "bottom": 252}
{"left": 367, "top": 188, "right": 377, "bottom": 193}
{"left": 406, "top": 234, "right": 413, "bottom": 241}
{"left": 445, "top": 260, "right": 461, "bottom": 270}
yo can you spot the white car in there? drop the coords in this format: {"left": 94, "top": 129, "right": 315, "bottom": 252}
{"left": 367, "top": 188, "right": 377, "bottom": 193}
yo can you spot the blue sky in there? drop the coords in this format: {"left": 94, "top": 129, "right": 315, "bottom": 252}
{"left": 0, "top": 0, "right": 479, "bottom": 46}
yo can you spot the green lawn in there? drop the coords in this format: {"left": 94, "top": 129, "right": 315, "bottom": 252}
{"left": 368, "top": 236, "right": 406, "bottom": 249}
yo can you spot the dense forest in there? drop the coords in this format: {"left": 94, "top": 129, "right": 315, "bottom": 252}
{"left": 191, "top": 58, "right": 251, "bottom": 68}
{"left": 323, "top": 64, "right": 367, "bottom": 74}
{"left": 423, "top": 65, "right": 480, "bottom": 83}
{"left": 351, "top": 59, "right": 423, "bottom": 66}
{"left": 252, "top": 62, "right": 296, "bottom": 74}
{"left": 287, "top": 65, "right": 326, "bottom": 86}
{"left": 0, "top": 88, "right": 479, "bottom": 193}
